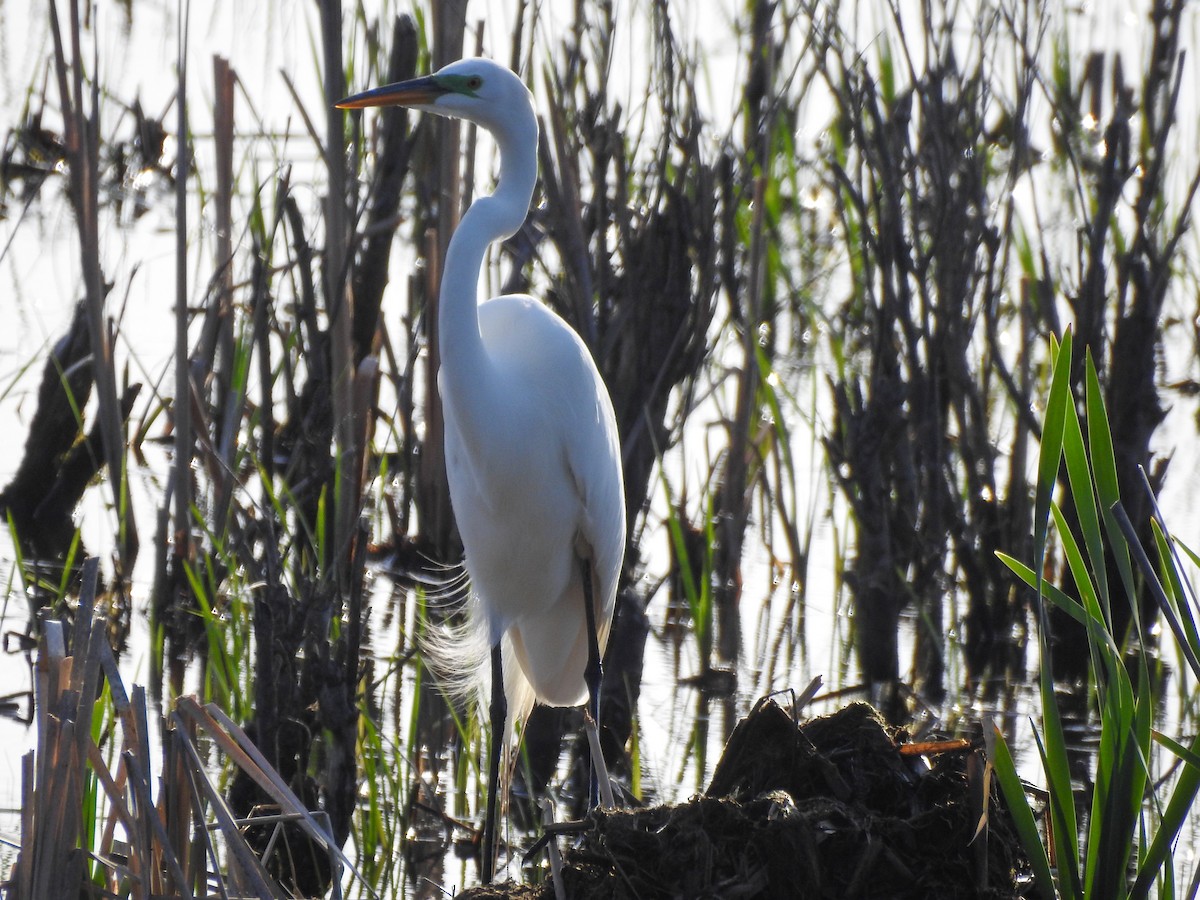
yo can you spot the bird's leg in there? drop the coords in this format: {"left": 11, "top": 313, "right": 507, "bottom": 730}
{"left": 580, "top": 557, "right": 615, "bottom": 809}
{"left": 539, "top": 797, "right": 567, "bottom": 900}
{"left": 483, "top": 643, "right": 506, "bottom": 884}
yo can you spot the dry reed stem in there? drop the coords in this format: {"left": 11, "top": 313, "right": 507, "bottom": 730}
{"left": 7, "top": 556, "right": 330, "bottom": 900}
{"left": 171, "top": 8, "right": 195, "bottom": 588}
{"left": 46, "top": 0, "right": 138, "bottom": 573}
{"left": 177, "top": 698, "right": 370, "bottom": 898}
{"left": 317, "top": 0, "right": 361, "bottom": 593}
{"left": 171, "top": 720, "right": 281, "bottom": 898}
{"left": 207, "top": 53, "right": 238, "bottom": 531}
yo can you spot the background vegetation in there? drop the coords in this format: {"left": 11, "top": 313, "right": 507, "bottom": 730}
{"left": 0, "top": 0, "right": 1198, "bottom": 895}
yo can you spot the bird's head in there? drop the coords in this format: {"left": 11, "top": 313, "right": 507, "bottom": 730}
{"left": 336, "top": 57, "right": 534, "bottom": 137}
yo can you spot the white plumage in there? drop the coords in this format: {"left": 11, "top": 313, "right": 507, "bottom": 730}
{"left": 339, "top": 57, "right": 625, "bottom": 883}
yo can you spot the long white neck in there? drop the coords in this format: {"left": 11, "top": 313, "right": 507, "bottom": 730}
{"left": 437, "top": 114, "right": 538, "bottom": 436}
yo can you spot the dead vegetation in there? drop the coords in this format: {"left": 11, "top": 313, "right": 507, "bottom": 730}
{"left": 8, "top": 559, "right": 355, "bottom": 899}
{"left": 460, "top": 699, "right": 1030, "bottom": 899}
{"left": 1, "top": 0, "right": 1199, "bottom": 896}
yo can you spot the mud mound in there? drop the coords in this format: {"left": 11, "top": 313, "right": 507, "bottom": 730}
{"left": 462, "top": 699, "right": 1032, "bottom": 899}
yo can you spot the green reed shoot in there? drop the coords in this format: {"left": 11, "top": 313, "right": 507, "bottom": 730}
{"left": 995, "top": 331, "right": 1200, "bottom": 898}
{"left": 662, "top": 471, "right": 716, "bottom": 674}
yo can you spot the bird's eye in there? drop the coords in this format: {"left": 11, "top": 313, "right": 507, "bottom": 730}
{"left": 467, "top": 76, "right": 483, "bottom": 90}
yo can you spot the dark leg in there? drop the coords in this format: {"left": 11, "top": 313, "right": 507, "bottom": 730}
{"left": 580, "top": 557, "right": 603, "bottom": 736}
{"left": 580, "top": 557, "right": 614, "bottom": 808}
{"left": 483, "top": 643, "right": 506, "bottom": 883}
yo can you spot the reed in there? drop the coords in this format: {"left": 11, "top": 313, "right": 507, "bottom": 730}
{"left": 994, "top": 332, "right": 1200, "bottom": 899}
{"left": 3, "top": 0, "right": 1200, "bottom": 894}
{"left": 47, "top": 0, "right": 138, "bottom": 574}
{"left": 5, "top": 558, "right": 372, "bottom": 899}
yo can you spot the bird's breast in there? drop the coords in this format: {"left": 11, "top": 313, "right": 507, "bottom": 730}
{"left": 442, "top": 386, "right": 579, "bottom": 627}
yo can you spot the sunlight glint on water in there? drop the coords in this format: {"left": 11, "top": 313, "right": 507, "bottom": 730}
{"left": 1, "top": 0, "right": 1200, "bottom": 893}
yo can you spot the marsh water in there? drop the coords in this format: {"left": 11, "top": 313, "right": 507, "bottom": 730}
{"left": 2, "top": 0, "right": 1200, "bottom": 895}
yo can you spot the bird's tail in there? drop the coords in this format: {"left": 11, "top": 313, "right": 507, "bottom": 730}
{"left": 418, "top": 591, "right": 491, "bottom": 715}
{"left": 419, "top": 592, "right": 537, "bottom": 729}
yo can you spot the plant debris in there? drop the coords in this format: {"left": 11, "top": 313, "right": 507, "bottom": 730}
{"left": 461, "top": 699, "right": 1032, "bottom": 899}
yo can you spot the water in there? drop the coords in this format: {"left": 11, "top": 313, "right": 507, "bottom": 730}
{"left": 2, "top": 0, "right": 1200, "bottom": 894}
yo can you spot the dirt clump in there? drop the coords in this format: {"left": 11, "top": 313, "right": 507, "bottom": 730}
{"left": 461, "top": 698, "right": 1032, "bottom": 899}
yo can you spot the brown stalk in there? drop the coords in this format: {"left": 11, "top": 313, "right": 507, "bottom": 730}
{"left": 170, "top": 12, "right": 195, "bottom": 581}
{"left": 47, "top": 0, "right": 138, "bottom": 574}
{"left": 170, "top": 714, "right": 283, "bottom": 898}
{"left": 11, "top": 554, "right": 316, "bottom": 898}
{"left": 416, "top": 0, "right": 470, "bottom": 558}
{"left": 539, "top": 77, "right": 597, "bottom": 345}
{"left": 207, "top": 53, "right": 237, "bottom": 528}
{"left": 176, "top": 697, "right": 364, "bottom": 888}
{"left": 349, "top": 14, "right": 418, "bottom": 354}
{"left": 318, "top": 0, "right": 359, "bottom": 591}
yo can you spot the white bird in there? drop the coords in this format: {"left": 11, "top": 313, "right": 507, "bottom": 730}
{"left": 338, "top": 58, "right": 625, "bottom": 883}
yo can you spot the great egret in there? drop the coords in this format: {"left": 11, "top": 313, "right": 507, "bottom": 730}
{"left": 338, "top": 58, "right": 625, "bottom": 882}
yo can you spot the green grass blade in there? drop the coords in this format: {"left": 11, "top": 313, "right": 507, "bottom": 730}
{"left": 1060, "top": 370, "right": 1108, "bottom": 620}
{"left": 1112, "top": 500, "right": 1200, "bottom": 682}
{"left": 1085, "top": 676, "right": 1143, "bottom": 899}
{"left": 1032, "top": 337, "right": 1080, "bottom": 898}
{"left": 1085, "top": 351, "right": 1137, "bottom": 606}
{"left": 1050, "top": 503, "right": 1122, "bottom": 686}
{"left": 988, "top": 722, "right": 1057, "bottom": 900}
{"left": 1035, "top": 330, "right": 1072, "bottom": 569}
{"left": 996, "top": 552, "right": 1087, "bottom": 625}
{"left": 1031, "top": 720, "right": 1083, "bottom": 897}
{"left": 1131, "top": 728, "right": 1200, "bottom": 896}
{"left": 1151, "top": 522, "right": 1200, "bottom": 669}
